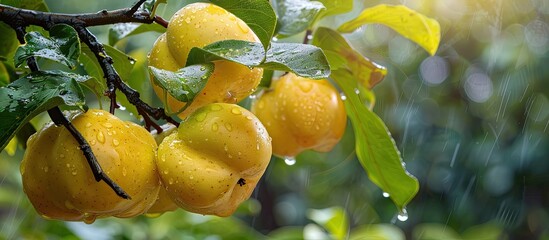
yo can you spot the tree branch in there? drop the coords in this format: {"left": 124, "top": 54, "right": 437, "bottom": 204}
{"left": 1, "top": 3, "right": 179, "bottom": 128}
{"left": 0, "top": 4, "right": 153, "bottom": 28}
{"left": 12, "top": 25, "right": 131, "bottom": 200}
{"left": 74, "top": 25, "right": 179, "bottom": 130}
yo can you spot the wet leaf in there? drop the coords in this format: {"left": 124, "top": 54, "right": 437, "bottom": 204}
{"left": 331, "top": 69, "right": 419, "bottom": 212}
{"left": 307, "top": 207, "right": 349, "bottom": 240}
{"left": 149, "top": 63, "right": 214, "bottom": 102}
{"left": 313, "top": 27, "right": 386, "bottom": 88}
{"left": 108, "top": 23, "right": 166, "bottom": 46}
{"left": 15, "top": 24, "right": 80, "bottom": 69}
{"left": 316, "top": 0, "right": 352, "bottom": 17}
{"left": 273, "top": 0, "right": 325, "bottom": 37}
{"left": 187, "top": 40, "right": 330, "bottom": 79}
{"left": 187, "top": 40, "right": 265, "bottom": 66}
{"left": 262, "top": 42, "right": 330, "bottom": 79}
{"left": 0, "top": 70, "right": 88, "bottom": 151}
{"left": 210, "top": 0, "right": 277, "bottom": 50}
{"left": 338, "top": 4, "right": 440, "bottom": 55}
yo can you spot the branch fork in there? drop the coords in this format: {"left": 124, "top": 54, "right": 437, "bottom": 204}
{"left": 0, "top": 0, "right": 177, "bottom": 199}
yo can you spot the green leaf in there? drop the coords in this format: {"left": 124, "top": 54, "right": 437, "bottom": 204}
{"left": 141, "top": 0, "right": 167, "bottom": 15}
{"left": 15, "top": 24, "right": 80, "bottom": 69}
{"left": 80, "top": 44, "right": 135, "bottom": 88}
{"left": 0, "top": 22, "right": 18, "bottom": 61}
{"left": 316, "top": 0, "right": 352, "bottom": 17}
{"left": 273, "top": 0, "right": 325, "bottom": 37}
{"left": 307, "top": 207, "right": 349, "bottom": 240}
{"left": 4, "top": 138, "right": 18, "bottom": 156}
{"left": 108, "top": 23, "right": 166, "bottom": 46}
{"left": 149, "top": 63, "right": 214, "bottom": 103}
{"left": 331, "top": 69, "right": 419, "bottom": 212}
{"left": 0, "top": 0, "right": 49, "bottom": 11}
{"left": 209, "top": 0, "right": 277, "bottom": 50}
{"left": 187, "top": 40, "right": 265, "bottom": 66}
{"left": 262, "top": 42, "right": 330, "bottom": 79}
{"left": 350, "top": 224, "right": 405, "bottom": 240}
{"left": 338, "top": 4, "right": 440, "bottom": 55}
{"left": 78, "top": 50, "right": 107, "bottom": 99}
{"left": 0, "top": 70, "right": 88, "bottom": 151}
{"left": 187, "top": 40, "right": 330, "bottom": 79}
{"left": 313, "top": 27, "right": 386, "bottom": 89}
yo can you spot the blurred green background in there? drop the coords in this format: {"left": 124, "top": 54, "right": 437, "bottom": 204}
{"left": 1, "top": 0, "right": 549, "bottom": 239}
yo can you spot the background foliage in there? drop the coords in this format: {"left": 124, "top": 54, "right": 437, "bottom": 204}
{"left": 1, "top": 0, "right": 549, "bottom": 239}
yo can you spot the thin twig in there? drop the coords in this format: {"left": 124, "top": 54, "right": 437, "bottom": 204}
{"left": 48, "top": 108, "right": 131, "bottom": 199}
{"left": 13, "top": 25, "right": 130, "bottom": 200}
{"left": 154, "top": 15, "right": 169, "bottom": 28}
{"left": 74, "top": 25, "right": 179, "bottom": 129}
{"left": 128, "top": 0, "right": 148, "bottom": 16}
{"left": 303, "top": 29, "right": 312, "bottom": 44}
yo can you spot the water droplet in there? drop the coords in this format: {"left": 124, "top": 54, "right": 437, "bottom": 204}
{"left": 163, "top": 170, "right": 169, "bottom": 175}
{"left": 224, "top": 144, "right": 229, "bottom": 152}
{"left": 298, "top": 81, "right": 313, "bottom": 92}
{"left": 43, "top": 166, "right": 49, "bottom": 172}
{"left": 382, "top": 192, "right": 390, "bottom": 198}
{"left": 59, "top": 154, "right": 65, "bottom": 159}
{"left": 102, "top": 122, "right": 112, "bottom": 128}
{"left": 65, "top": 201, "right": 75, "bottom": 210}
{"left": 122, "top": 167, "right": 127, "bottom": 177}
{"left": 397, "top": 209, "right": 408, "bottom": 222}
{"left": 185, "top": 17, "right": 191, "bottom": 23}
{"left": 231, "top": 107, "right": 242, "bottom": 115}
{"left": 83, "top": 214, "right": 96, "bottom": 224}
{"left": 71, "top": 169, "right": 77, "bottom": 175}
{"left": 237, "top": 21, "right": 250, "bottom": 33}
{"left": 169, "top": 178, "right": 174, "bottom": 185}
{"left": 85, "top": 123, "right": 92, "bottom": 128}
{"left": 284, "top": 157, "right": 296, "bottom": 166}
{"left": 210, "top": 104, "right": 222, "bottom": 111}
{"left": 211, "top": 123, "right": 219, "bottom": 132}
{"left": 224, "top": 123, "right": 233, "bottom": 131}
{"left": 190, "top": 175, "right": 194, "bottom": 180}
{"left": 97, "top": 131, "right": 105, "bottom": 143}
{"left": 195, "top": 112, "right": 207, "bottom": 122}
{"left": 112, "top": 139, "right": 119, "bottom": 146}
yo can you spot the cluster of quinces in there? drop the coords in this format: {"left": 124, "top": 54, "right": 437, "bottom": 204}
{"left": 21, "top": 3, "right": 346, "bottom": 223}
